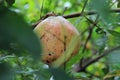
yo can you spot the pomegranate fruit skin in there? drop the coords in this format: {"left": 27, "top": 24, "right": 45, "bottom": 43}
{"left": 34, "top": 16, "right": 80, "bottom": 66}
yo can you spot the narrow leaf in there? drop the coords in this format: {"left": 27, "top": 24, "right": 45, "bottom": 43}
{"left": 108, "top": 30, "right": 120, "bottom": 37}
{"left": 5, "top": 0, "right": 15, "bottom": 7}
{"left": 117, "top": 0, "right": 120, "bottom": 8}
{"left": 104, "top": 70, "right": 120, "bottom": 80}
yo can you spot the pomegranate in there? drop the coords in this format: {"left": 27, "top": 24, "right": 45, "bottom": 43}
{"left": 34, "top": 16, "right": 80, "bottom": 67}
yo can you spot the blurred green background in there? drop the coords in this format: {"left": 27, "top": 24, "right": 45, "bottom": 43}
{"left": 0, "top": 0, "right": 120, "bottom": 80}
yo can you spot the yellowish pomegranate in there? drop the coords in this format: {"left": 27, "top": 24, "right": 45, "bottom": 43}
{"left": 34, "top": 16, "right": 80, "bottom": 67}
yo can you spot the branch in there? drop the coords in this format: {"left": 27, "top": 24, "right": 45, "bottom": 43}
{"left": 63, "top": 11, "right": 96, "bottom": 19}
{"left": 79, "top": 15, "right": 99, "bottom": 68}
{"left": 63, "top": 8, "right": 120, "bottom": 19}
{"left": 77, "top": 46, "right": 120, "bottom": 72}
{"left": 81, "top": 0, "right": 88, "bottom": 13}
{"left": 32, "top": 8, "right": 120, "bottom": 28}
{"left": 79, "top": 26, "right": 93, "bottom": 68}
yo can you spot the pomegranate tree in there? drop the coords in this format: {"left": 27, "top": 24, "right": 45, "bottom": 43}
{"left": 34, "top": 16, "right": 80, "bottom": 67}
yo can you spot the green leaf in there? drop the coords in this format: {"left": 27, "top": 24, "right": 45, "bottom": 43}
{"left": 117, "top": 0, "right": 120, "bottom": 8}
{"left": 107, "top": 30, "right": 120, "bottom": 37}
{"left": 0, "top": 62, "right": 14, "bottom": 80}
{"left": 107, "top": 50, "right": 120, "bottom": 64}
{"left": 92, "top": 28, "right": 107, "bottom": 53}
{"left": 5, "top": 0, "right": 15, "bottom": 7}
{"left": 49, "top": 68, "right": 73, "bottom": 80}
{"left": 0, "top": 7, "right": 41, "bottom": 59}
{"left": 89, "top": 0, "right": 112, "bottom": 24}
{"left": 104, "top": 70, "right": 120, "bottom": 80}
{"left": 107, "top": 30, "right": 120, "bottom": 44}
{"left": 106, "top": 49, "right": 120, "bottom": 71}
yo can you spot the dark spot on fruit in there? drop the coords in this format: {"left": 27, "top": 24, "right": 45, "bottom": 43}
{"left": 61, "top": 49, "right": 63, "bottom": 53}
{"left": 46, "top": 37, "right": 49, "bottom": 41}
{"left": 48, "top": 53, "right": 51, "bottom": 56}
{"left": 64, "top": 35, "right": 67, "bottom": 39}
{"left": 54, "top": 49, "right": 56, "bottom": 51}
{"left": 48, "top": 52, "right": 54, "bottom": 56}
{"left": 46, "top": 60, "right": 50, "bottom": 63}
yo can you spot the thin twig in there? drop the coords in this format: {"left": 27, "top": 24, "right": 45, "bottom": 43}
{"left": 82, "top": 26, "right": 93, "bottom": 53}
{"left": 63, "top": 11, "right": 96, "bottom": 19}
{"left": 84, "top": 46, "right": 120, "bottom": 69}
{"left": 79, "top": 15, "right": 99, "bottom": 67}
{"left": 78, "top": 0, "right": 89, "bottom": 68}
{"left": 81, "top": 0, "right": 89, "bottom": 13}
{"left": 77, "top": 46, "right": 120, "bottom": 72}
{"left": 62, "top": 7, "right": 68, "bottom": 15}
{"left": 79, "top": 26, "right": 94, "bottom": 68}
{"left": 63, "top": 8, "right": 120, "bottom": 19}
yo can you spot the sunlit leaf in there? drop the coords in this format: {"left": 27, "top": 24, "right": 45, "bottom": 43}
{"left": 107, "top": 30, "right": 120, "bottom": 37}
{"left": 104, "top": 70, "right": 120, "bottom": 80}
{"left": 107, "top": 30, "right": 120, "bottom": 44}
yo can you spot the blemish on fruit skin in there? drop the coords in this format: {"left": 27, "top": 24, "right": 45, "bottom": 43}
{"left": 45, "top": 37, "right": 49, "bottom": 42}
{"left": 48, "top": 53, "right": 51, "bottom": 56}
{"left": 48, "top": 52, "right": 54, "bottom": 56}
{"left": 40, "top": 34, "right": 46, "bottom": 39}
{"left": 47, "top": 49, "right": 49, "bottom": 51}
{"left": 46, "top": 60, "right": 50, "bottom": 63}
{"left": 46, "top": 38, "right": 49, "bottom": 41}
{"left": 61, "top": 49, "right": 63, "bottom": 53}
{"left": 54, "top": 49, "right": 56, "bottom": 51}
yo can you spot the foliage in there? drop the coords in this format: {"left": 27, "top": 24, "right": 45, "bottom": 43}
{"left": 0, "top": 0, "right": 120, "bottom": 80}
